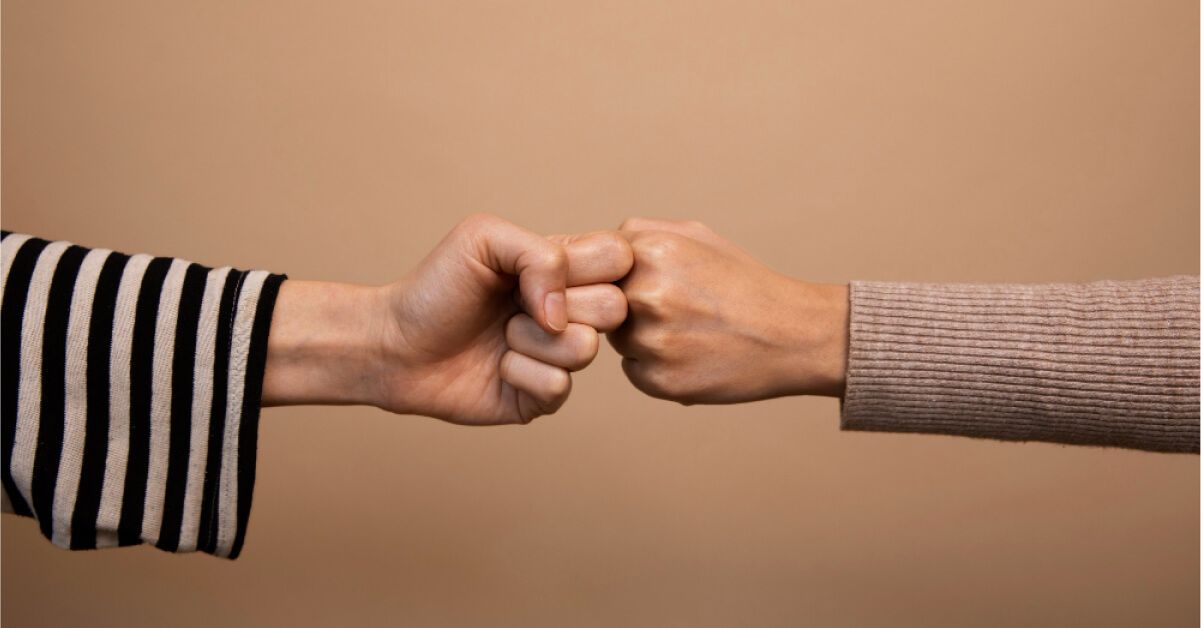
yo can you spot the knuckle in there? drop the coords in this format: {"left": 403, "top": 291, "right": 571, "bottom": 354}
{"left": 597, "top": 232, "right": 635, "bottom": 275}
{"left": 538, "top": 245, "right": 568, "bottom": 271}
{"left": 627, "top": 285, "right": 670, "bottom": 317}
{"left": 598, "top": 284, "right": 629, "bottom": 322}
{"left": 635, "top": 232, "right": 682, "bottom": 262}
{"left": 626, "top": 288, "right": 656, "bottom": 314}
{"left": 619, "top": 217, "right": 649, "bottom": 231}
{"left": 546, "top": 369, "right": 572, "bottom": 398}
{"left": 632, "top": 366, "right": 680, "bottom": 400}
{"left": 498, "top": 350, "right": 519, "bottom": 379}
{"left": 632, "top": 326, "right": 671, "bottom": 354}
{"left": 572, "top": 325, "right": 600, "bottom": 368}
{"left": 459, "top": 212, "right": 499, "bottom": 231}
{"left": 652, "top": 369, "right": 697, "bottom": 403}
{"left": 504, "top": 313, "right": 528, "bottom": 342}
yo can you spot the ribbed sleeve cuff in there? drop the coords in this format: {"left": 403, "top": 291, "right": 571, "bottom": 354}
{"left": 841, "top": 277, "right": 1200, "bottom": 453}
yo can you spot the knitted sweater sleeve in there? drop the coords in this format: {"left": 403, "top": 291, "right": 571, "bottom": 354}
{"left": 0, "top": 231, "right": 286, "bottom": 558}
{"left": 841, "top": 276, "right": 1199, "bottom": 453}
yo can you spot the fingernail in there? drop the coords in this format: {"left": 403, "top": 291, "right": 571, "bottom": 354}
{"left": 544, "top": 291, "right": 567, "bottom": 332}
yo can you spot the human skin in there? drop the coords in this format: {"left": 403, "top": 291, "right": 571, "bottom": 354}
{"left": 261, "top": 214, "right": 633, "bottom": 425}
{"left": 610, "top": 218, "right": 850, "bottom": 404}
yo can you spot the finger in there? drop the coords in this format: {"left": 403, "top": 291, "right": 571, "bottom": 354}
{"left": 566, "top": 284, "right": 627, "bottom": 332}
{"left": 506, "top": 315, "right": 599, "bottom": 371}
{"left": 617, "top": 217, "right": 724, "bottom": 247}
{"left": 512, "top": 283, "right": 628, "bottom": 331}
{"left": 547, "top": 231, "right": 634, "bottom": 286}
{"left": 465, "top": 214, "right": 568, "bottom": 333}
{"left": 499, "top": 350, "right": 572, "bottom": 415}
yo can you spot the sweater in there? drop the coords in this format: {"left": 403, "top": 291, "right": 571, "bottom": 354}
{"left": 842, "top": 277, "right": 1199, "bottom": 453}
{"left": 0, "top": 232, "right": 285, "bottom": 558}
{"left": 1, "top": 232, "right": 1196, "bottom": 561}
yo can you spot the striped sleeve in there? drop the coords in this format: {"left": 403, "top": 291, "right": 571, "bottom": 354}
{"left": 841, "top": 276, "right": 1200, "bottom": 453}
{"left": 0, "top": 231, "right": 286, "bottom": 558}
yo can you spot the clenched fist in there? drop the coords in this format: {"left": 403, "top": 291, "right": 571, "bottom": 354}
{"left": 610, "top": 218, "right": 849, "bottom": 404}
{"left": 263, "top": 214, "right": 632, "bottom": 425}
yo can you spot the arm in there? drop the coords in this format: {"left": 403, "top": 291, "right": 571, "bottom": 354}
{"left": 610, "top": 218, "right": 1199, "bottom": 454}
{"left": 0, "top": 216, "right": 633, "bottom": 558}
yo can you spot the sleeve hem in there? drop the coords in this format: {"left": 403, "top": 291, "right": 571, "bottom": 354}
{"left": 228, "top": 273, "right": 286, "bottom": 559}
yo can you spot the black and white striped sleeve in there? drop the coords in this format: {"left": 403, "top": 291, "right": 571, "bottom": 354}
{"left": 0, "top": 231, "right": 286, "bottom": 559}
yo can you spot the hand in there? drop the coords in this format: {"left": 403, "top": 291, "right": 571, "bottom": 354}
{"left": 262, "top": 214, "right": 633, "bottom": 425}
{"left": 610, "top": 218, "right": 849, "bottom": 404}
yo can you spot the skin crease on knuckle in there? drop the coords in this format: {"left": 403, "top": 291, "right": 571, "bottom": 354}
{"left": 632, "top": 325, "right": 673, "bottom": 357}
{"left": 547, "top": 231, "right": 633, "bottom": 283}
{"left": 611, "top": 235, "right": 636, "bottom": 276}
{"left": 544, "top": 324, "right": 600, "bottom": 371}
{"left": 454, "top": 212, "right": 498, "bottom": 243}
{"left": 597, "top": 285, "right": 629, "bottom": 330}
{"left": 463, "top": 212, "right": 500, "bottom": 230}
{"left": 541, "top": 245, "right": 569, "bottom": 275}
{"left": 573, "top": 325, "right": 601, "bottom": 370}
{"left": 618, "top": 217, "right": 644, "bottom": 231}
{"left": 625, "top": 284, "right": 668, "bottom": 319}
{"left": 516, "top": 243, "right": 567, "bottom": 281}
{"left": 589, "top": 233, "right": 635, "bottom": 279}
{"left": 505, "top": 316, "right": 598, "bottom": 371}
{"left": 501, "top": 351, "right": 567, "bottom": 416}
{"left": 567, "top": 284, "right": 628, "bottom": 331}
{"left": 539, "top": 368, "right": 572, "bottom": 410}
{"left": 621, "top": 254, "right": 672, "bottom": 319}
{"left": 634, "top": 231, "right": 684, "bottom": 264}
{"left": 623, "top": 359, "right": 692, "bottom": 404}
{"left": 503, "top": 314, "right": 529, "bottom": 350}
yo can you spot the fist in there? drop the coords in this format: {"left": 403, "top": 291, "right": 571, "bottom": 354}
{"left": 378, "top": 214, "right": 633, "bottom": 424}
{"left": 610, "top": 218, "right": 848, "bottom": 404}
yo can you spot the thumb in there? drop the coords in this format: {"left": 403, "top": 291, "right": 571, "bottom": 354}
{"left": 467, "top": 214, "right": 568, "bottom": 333}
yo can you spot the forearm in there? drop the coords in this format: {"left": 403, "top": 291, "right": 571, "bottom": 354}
{"left": 261, "top": 280, "right": 391, "bottom": 408}
{"left": 839, "top": 276, "right": 1201, "bottom": 453}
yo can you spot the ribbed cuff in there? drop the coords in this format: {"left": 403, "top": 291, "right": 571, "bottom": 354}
{"left": 841, "top": 277, "right": 1200, "bottom": 453}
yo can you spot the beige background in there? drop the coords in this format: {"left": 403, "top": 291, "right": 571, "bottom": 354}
{"left": 2, "top": 1, "right": 1198, "bottom": 626}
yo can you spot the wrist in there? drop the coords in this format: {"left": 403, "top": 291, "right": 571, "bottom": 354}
{"left": 809, "top": 282, "right": 850, "bottom": 397}
{"left": 261, "top": 280, "right": 392, "bottom": 408}
{"left": 775, "top": 280, "right": 849, "bottom": 398}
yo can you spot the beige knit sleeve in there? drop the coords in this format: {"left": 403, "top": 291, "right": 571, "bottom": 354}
{"left": 841, "top": 276, "right": 1199, "bottom": 453}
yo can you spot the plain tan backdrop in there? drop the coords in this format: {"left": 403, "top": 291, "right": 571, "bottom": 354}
{"left": 2, "top": 1, "right": 1198, "bottom": 626}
